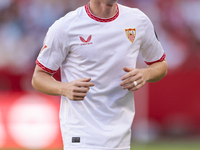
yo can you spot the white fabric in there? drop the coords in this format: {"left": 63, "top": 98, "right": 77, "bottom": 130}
{"left": 37, "top": 3, "right": 165, "bottom": 150}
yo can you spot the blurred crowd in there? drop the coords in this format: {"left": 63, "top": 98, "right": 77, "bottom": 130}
{"left": 0, "top": 0, "right": 200, "bottom": 91}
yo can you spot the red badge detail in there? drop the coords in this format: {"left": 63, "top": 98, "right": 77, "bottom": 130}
{"left": 79, "top": 35, "right": 93, "bottom": 45}
{"left": 40, "top": 45, "right": 47, "bottom": 54}
{"left": 125, "top": 28, "right": 136, "bottom": 43}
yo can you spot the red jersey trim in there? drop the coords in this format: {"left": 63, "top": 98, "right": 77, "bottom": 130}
{"left": 36, "top": 60, "right": 57, "bottom": 74}
{"left": 145, "top": 53, "right": 166, "bottom": 65}
{"left": 85, "top": 3, "right": 119, "bottom": 22}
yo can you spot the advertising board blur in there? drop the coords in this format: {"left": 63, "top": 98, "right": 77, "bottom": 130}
{"left": 0, "top": 92, "right": 63, "bottom": 149}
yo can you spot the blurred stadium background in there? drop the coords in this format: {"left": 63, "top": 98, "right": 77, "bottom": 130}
{"left": 0, "top": 0, "right": 200, "bottom": 150}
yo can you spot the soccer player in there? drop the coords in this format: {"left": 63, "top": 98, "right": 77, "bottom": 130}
{"left": 32, "top": 0, "right": 167, "bottom": 150}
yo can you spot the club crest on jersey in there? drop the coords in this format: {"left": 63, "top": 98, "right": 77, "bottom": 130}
{"left": 79, "top": 35, "right": 93, "bottom": 45}
{"left": 125, "top": 28, "right": 136, "bottom": 43}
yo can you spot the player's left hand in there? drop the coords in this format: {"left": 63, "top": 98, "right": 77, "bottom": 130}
{"left": 120, "top": 67, "right": 147, "bottom": 91}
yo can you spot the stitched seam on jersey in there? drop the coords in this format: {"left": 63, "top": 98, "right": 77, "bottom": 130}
{"left": 65, "top": 17, "right": 80, "bottom": 49}
{"left": 141, "top": 13, "right": 148, "bottom": 49}
{"left": 42, "top": 18, "right": 65, "bottom": 69}
{"left": 58, "top": 26, "right": 67, "bottom": 58}
{"left": 66, "top": 16, "right": 80, "bottom": 48}
{"left": 118, "top": 6, "right": 141, "bottom": 16}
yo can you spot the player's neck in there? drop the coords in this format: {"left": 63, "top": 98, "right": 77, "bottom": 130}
{"left": 89, "top": 0, "right": 117, "bottom": 19}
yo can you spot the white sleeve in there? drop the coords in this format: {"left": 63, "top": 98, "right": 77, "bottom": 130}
{"left": 36, "top": 19, "right": 68, "bottom": 74}
{"left": 140, "top": 14, "right": 166, "bottom": 65}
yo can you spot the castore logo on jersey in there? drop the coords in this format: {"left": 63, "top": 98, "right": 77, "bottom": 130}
{"left": 79, "top": 35, "right": 93, "bottom": 45}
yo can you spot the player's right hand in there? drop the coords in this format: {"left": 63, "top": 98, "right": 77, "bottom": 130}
{"left": 60, "top": 78, "right": 95, "bottom": 101}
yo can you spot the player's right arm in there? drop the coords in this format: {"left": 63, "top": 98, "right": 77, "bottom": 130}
{"left": 31, "top": 16, "right": 94, "bottom": 101}
{"left": 32, "top": 65, "right": 95, "bottom": 101}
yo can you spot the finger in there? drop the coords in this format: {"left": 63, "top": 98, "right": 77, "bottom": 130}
{"left": 121, "top": 69, "right": 138, "bottom": 81}
{"left": 73, "top": 87, "right": 90, "bottom": 93}
{"left": 129, "top": 85, "right": 141, "bottom": 91}
{"left": 120, "top": 72, "right": 141, "bottom": 86}
{"left": 122, "top": 82, "right": 134, "bottom": 90}
{"left": 75, "top": 82, "right": 95, "bottom": 87}
{"left": 123, "top": 67, "right": 133, "bottom": 73}
{"left": 78, "top": 78, "right": 92, "bottom": 82}
{"left": 120, "top": 77, "right": 134, "bottom": 86}
{"left": 122, "top": 78, "right": 143, "bottom": 90}
{"left": 70, "top": 94, "right": 86, "bottom": 101}
{"left": 128, "top": 79, "right": 143, "bottom": 91}
{"left": 73, "top": 92, "right": 87, "bottom": 97}
{"left": 71, "top": 97, "right": 85, "bottom": 101}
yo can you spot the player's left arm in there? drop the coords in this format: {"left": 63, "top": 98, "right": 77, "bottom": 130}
{"left": 120, "top": 59, "right": 167, "bottom": 91}
{"left": 120, "top": 11, "right": 168, "bottom": 91}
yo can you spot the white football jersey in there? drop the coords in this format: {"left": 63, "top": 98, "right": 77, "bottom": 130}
{"left": 36, "top": 3, "right": 165, "bottom": 150}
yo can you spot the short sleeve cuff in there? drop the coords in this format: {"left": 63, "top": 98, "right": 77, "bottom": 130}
{"left": 144, "top": 53, "right": 166, "bottom": 65}
{"left": 36, "top": 60, "right": 57, "bottom": 74}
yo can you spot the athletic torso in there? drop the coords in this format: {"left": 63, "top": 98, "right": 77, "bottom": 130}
{"left": 36, "top": 3, "right": 165, "bottom": 150}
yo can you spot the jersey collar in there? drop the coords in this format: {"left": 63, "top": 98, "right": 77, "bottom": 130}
{"left": 85, "top": 3, "right": 119, "bottom": 23}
